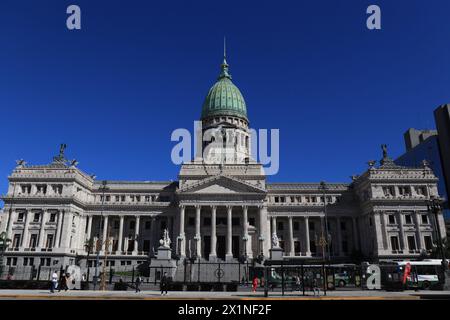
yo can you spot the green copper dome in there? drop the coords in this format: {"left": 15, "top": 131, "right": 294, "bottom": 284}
{"left": 201, "top": 58, "right": 248, "bottom": 121}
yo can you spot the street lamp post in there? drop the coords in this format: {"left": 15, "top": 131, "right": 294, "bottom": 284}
{"left": 426, "top": 197, "right": 450, "bottom": 290}
{"left": 93, "top": 180, "right": 109, "bottom": 291}
{"left": 319, "top": 181, "right": 331, "bottom": 261}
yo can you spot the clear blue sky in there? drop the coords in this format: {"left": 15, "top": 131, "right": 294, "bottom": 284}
{"left": 1, "top": 0, "right": 450, "bottom": 201}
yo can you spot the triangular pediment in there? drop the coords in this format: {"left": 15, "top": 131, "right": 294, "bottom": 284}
{"left": 178, "top": 175, "right": 266, "bottom": 195}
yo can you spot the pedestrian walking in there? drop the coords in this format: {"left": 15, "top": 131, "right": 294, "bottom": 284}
{"left": 295, "top": 276, "right": 301, "bottom": 291}
{"left": 312, "top": 278, "right": 320, "bottom": 297}
{"left": 135, "top": 276, "right": 142, "bottom": 293}
{"left": 50, "top": 270, "right": 58, "bottom": 293}
{"left": 58, "top": 272, "right": 69, "bottom": 292}
{"left": 252, "top": 276, "right": 258, "bottom": 293}
{"left": 160, "top": 272, "right": 169, "bottom": 296}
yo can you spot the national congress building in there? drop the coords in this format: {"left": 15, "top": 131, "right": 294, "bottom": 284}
{"left": 0, "top": 55, "right": 446, "bottom": 276}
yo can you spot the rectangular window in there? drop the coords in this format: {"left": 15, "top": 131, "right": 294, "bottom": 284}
{"left": 129, "top": 221, "right": 135, "bottom": 230}
{"left": 46, "top": 234, "right": 54, "bottom": 248}
{"left": 52, "top": 185, "right": 63, "bottom": 194}
{"left": 6, "top": 258, "right": 11, "bottom": 266}
{"left": 390, "top": 236, "right": 400, "bottom": 251}
{"left": 49, "top": 213, "right": 56, "bottom": 222}
{"left": 388, "top": 214, "right": 396, "bottom": 224}
{"left": 29, "top": 234, "right": 37, "bottom": 248}
{"left": 421, "top": 214, "right": 429, "bottom": 224}
{"left": 232, "top": 217, "right": 240, "bottom": 226}
{"left": 143, "top": 240, "right": 150, "bottom": 252}
{"left": 114, "top": 221, "right": 119, "bottom": 229}
{"left": 23, "top": 257, "right": 28, "bottom": 266}
{"left": 145, "top": 195, "right": 150, "bottom": 202}
{"left": 203, "top": 217, "right": 211, "bottom": 226}
{"left": 424, "top": 236, "right": 433, "bottom": 250}
{"left": 21, "top": 185, "right": 31, "bottom": 194}
{"left": 398, "top": 186, "right": 411, "bottom": 196}
{"left": 17, "top": 212, "right": 25, "bottom": 222}
{"left": 12, "top": 258, "right": 18, "bottom": 266}
{"left": 33, "top": 213, "right": 40, "bottom": 222}
{"left": 36, "top": 184, "right": 47, "bottom": 194}
{"left": 405, "top": 214, "right": 412, "bottom": 224}
{"left": 415, "top": 186, "right": 426, "bottom": 196}
{"left": 249, "top": 218, "right": 255, "bottom": 226}
{"left": 145, "top": 221, "right": 151, "bottom": 230}
{"left": 383, "top": 186, "right": 394, "bottom": 196}
{"left": 188, "top": 217, "right": 195, "bottom": 226}
{"left": 121, "top": 195, "right": 126, "bottom": 202}
{"left": 293, "top": 221, "right": 300, "bottom": 231}
{"left": 46, "top": 258, "right": 50, "bottom": 266}
{"left": 407, "top": 236, "right": 416, "bottom": 250}
{"left": 13, "top": 234, "right": 21, "bottom": 248}
{"left": 115, "top": 195, "right": 120, "bottom": 202}
{"left": 277, "top": 222, "right": 284, "bottom": 230}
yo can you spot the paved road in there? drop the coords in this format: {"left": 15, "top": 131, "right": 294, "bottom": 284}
{"left": 0, "top": 289, "right": 448, "bottom": 300}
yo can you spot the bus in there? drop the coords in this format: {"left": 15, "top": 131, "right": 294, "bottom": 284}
{"left": 379, "top": 259, "right": 449, "bottom": 290}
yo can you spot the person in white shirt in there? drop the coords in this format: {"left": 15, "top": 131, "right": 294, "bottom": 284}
{"left": 50, "top": 271, "right": 58, "bottom": 293}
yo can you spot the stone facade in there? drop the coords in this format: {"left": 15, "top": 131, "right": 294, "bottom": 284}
{"left": 0, "top": 57, "right": 447, "bottom": 275}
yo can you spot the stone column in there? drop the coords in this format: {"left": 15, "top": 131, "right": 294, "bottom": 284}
{"left": 258, "top": 205, "right": 270, "bottom": 257}
{"left": 397, "top": 211, "right": 406, "bottom": 251}
{"left": 373, "top": 212, "right": 385, "bottom": 254}
{"left": 134, "top": 215, "right": 140, "bottom": 253}
{"left": 271, "top": 216, "right": 277, "bottom": 238}
{"left": 38, "top": 210, "right": 48, "bottom": 248}
{"left": 414, "top": 211, "right": 424, "bottom": 250}
{"left": 101, "top": 215, "right": 109, "bottom": 251}
{"left": 195, "top": 205, "right": 201, "bottom": 258}
{"left": 54, "top": 211, "right": 63, "bottom": 248}
{"left": 210, "top": 206, "right": 217, "bottom": 260}
{"left": 288, "top": 216, "right": 294, "bottom": 256}
{"left": 304, "top": 216, "right": 311, "bottom": 256}
{"left": 352, "top": 217, "right": 359, "bottom": 251}
{"left": 150, "top": 217, "right": 157, "bottom": 255}
{"left": 179, "top": 206, "right": 186, "bottom": 257}
{"left": 226, "top": 206, "right": 233, "bottom": 260}
{"left": 86, "top": 215, "right": 93, "bottom": 241}
{"left": 242, "top": 206, "right": 249, "bottom": 256}
{"left": 21, "top": 210, "right": 30, "bottom": 248}
{"left": 336, "top": 217, "right": 343, "bottom": 256}
{"left": 118, "top": 215, "right": 124, "bottom": 254}
{"left": 6, "top": 209, "right": 15, "bottom": 239}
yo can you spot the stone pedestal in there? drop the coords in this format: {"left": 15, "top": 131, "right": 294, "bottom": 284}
{"left": 269, "top": 247, "right": 283, "bottom": 260}
{"left": 149, "top": 245, "right": 177, "bottom": 282}
{"left": 157, "top": 246, "right": 171, "bottom": 260}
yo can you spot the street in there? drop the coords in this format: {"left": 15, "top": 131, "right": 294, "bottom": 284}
{"left": 0, "top": 289, "right": 448, "bottom": 300}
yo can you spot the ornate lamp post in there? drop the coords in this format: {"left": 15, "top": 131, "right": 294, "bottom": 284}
{"left": 426, "top": 197, "right": 450, "bottom": 289}
{"left": 319, "top": 181, "right": 331, "bottom": 261}
{"left": 93, "top": 180, "right": 109, "bottom": 291}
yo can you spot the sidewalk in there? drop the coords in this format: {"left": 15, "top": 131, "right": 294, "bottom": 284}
{"left": 0, "top": 289, "right": 447, "bottom": 300}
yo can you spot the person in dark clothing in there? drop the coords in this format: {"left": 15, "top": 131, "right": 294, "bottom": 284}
{"left": 135, "top": 276, "right": 142, "bottom": 293}
{"left": 58, "top": 273, "right": 69, "bottom": 292}
{"left": 160, "top": 272, "right": 169, "bottom": 296}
